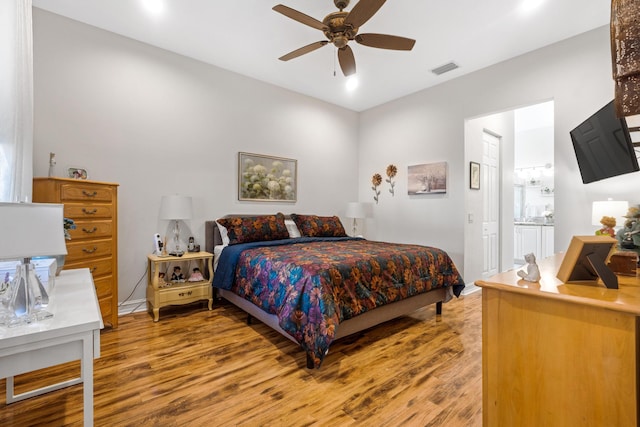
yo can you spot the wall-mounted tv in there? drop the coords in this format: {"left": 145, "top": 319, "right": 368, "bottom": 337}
{"left": 570, "top": 100, "right": 639, "bottom": 184}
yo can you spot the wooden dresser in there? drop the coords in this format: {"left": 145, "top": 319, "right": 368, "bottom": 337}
{"left": 33, "top": 177, "right": 119, "bottom": 328}
{"left": 476, "top": 253, "right": 640, "bottom": 426}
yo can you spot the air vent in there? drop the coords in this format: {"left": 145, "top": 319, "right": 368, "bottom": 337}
{"left": 431, "top": 62, "right": 459, "bottom": 76}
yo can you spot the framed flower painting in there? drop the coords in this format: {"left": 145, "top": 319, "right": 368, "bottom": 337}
{"left": 238, "top": 152, "right": 297, "bottom": 202}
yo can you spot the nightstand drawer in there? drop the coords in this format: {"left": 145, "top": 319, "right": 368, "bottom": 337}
{"left": 157, "top": 283, "right": 211, "bottom": 305}
{"left": 61, "top": 184, "right": 114, "bottom": 202}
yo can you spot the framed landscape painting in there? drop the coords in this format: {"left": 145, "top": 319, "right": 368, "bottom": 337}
{"left": 407, "top": 162, "right": 448, "bottom": 195}
{"left": 238, "top": 152, "right": 297, "bottom": 202}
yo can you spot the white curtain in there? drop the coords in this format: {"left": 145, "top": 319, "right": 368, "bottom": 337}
{"left": 0, "top": 0, "right": 33, "bottom": 202}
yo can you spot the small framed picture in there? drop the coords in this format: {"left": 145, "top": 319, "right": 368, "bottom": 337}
{"left": 68, "top": 167, "right": 88, "bottom": 180}
{"left": 470, "top": 162, "right": 480, "bottom": 190}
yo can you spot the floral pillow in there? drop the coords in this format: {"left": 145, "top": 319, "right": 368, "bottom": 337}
{"left": 216, "top": 213, "right": 289, "bottom": 245}
{"left": 290, "top": 214, "right": 347, "bottom": 237}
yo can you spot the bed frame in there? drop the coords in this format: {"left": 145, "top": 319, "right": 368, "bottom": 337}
{"left": 205, "top": 218, "right": 448, "bottom": 368}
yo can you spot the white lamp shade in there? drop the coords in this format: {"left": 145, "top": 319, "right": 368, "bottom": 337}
{"left": 0, "top": 202, "right": 68, "bottom": 259}
{"left": 345, "top": 202, "right": 365, "bottom": 219}
{"left": 591, "top": 200, "right": 629, "bottom": 227}
{"left": 159, "top": 195, "right": 193, "bottom": 220}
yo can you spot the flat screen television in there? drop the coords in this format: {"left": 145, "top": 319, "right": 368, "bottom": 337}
{"left": 570, "top": 100, "right": 639, "bottom": 184}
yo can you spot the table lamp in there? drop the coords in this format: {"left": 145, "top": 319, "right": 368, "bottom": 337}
{"left": 345, "top": 202, "right": 365, "bottom": 237}
{"left": 159, "top": 195, "right": 193, "bottom": 256}
{"left": 0, "top": 202, "right": 68, "bottom": 326}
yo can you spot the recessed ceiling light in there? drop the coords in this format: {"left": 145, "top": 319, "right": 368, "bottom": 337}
{"left": 346, "top": 76, "right": 359, "bottom": 92}
{"left": 141, "top": 0, "right": 164, "bottom": 15}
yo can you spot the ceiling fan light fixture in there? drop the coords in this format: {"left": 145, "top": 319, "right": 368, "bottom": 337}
{"left": 346, "top": 75, "right": 359, "bottom": 91}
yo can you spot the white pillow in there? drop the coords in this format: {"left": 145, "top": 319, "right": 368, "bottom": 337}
{"left": 285, "top": 219, "right": 301, "bottom": 238}
{"left": 216, "top": 221, "right": 230, "bottom": 245}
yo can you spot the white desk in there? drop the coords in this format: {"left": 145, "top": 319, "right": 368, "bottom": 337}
{"left": 0, "top": 268, "right": 103, "bottom": 426}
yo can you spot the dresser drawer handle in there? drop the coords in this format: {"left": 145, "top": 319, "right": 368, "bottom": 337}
{"left": 90, "top": 266, "right": 98, "bottom": 273}
{"left": 178, "top": 291, "right": 193, "bottom": 297}
{"left": 82, "top": 190, "right": 98, "bottom": 197}
{"left": 83, "top": 246, "right": 98, "bottom": 254}
{"left": 82, "top": 208, "right": 98, "bottom": 214}
{"left": 82, "top": 227, "right": 98, "bottom": 234}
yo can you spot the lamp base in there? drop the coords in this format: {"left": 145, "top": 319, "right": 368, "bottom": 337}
{"left": 2, "top": 261, "right": 53, "bottom": 327}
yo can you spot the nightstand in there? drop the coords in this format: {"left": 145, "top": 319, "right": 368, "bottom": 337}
{"left": 146, "top": 251, "right": 213, "bottom": 322}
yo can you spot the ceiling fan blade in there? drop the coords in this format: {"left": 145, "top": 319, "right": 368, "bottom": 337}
{"left": 338, "top": 45, "right": 356, "bottom": 76}
{"left": 272, "top": 5, "right": 327, "bottom": 31}
{"left": 355, "top": 33, "right": 416, "bottom": 50}
{"left": 278, "top": 41, "right": 329, "bottom": 61}
{"left": 344, "top": 0, "right": 387, "bottom": 28}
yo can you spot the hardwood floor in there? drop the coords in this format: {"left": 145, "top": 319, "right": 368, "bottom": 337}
{"left": 0, "top": 291, "right": 482, "bottom": 426}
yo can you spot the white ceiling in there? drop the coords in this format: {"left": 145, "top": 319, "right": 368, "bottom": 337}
{"left": 32, "top": 0, "right": 610, "bottom": 112}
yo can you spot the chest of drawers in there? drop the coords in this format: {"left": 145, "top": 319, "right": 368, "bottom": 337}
{"left": 33, "top": 177, "right": 119, "bottom": 328}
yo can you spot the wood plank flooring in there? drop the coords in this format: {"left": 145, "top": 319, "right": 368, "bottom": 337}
{"left": 0, "top": 290, "right": 482, "bottom": 426}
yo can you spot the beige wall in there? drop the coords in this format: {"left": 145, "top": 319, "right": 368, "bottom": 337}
{"left": 358, "top": 25, "right": 640, "bottom": 285}
{"left": 32, "top": 9, "right": 359, "bottom": 309}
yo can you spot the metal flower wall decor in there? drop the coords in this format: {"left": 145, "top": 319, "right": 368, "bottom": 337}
{"left": 386, "top": 164, "right": 397, "bottom": 196}
{"left": 371, "top": 173, "right": 382, "bottom": 204}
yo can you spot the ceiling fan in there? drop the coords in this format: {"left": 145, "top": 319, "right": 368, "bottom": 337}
{"left": 273, "top": 0, "right": 416, "bottom": 77}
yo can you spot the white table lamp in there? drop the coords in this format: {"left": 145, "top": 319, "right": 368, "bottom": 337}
{"left": 0, "top": 202, "right": 68, "bottom": 326}
{"left": 345, "top": 202, "right": 365, "bottom": 237}
{"left": 160, "top": 195, "right": 193, "bottom": 255}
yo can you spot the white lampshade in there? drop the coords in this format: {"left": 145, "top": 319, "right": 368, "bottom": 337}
{"left": 345, "top": 202, "right": 365, "bottom": 219}
{"left": 0, "top": 202, "right": 67, "bottom": 260}
{"left": 159, "top": 195, "right": 193, "bottom": 220}
{"left": 591, "top": 200, "right": 629, "bottom": 228}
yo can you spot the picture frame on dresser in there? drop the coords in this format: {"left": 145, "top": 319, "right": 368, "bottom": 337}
{"left": 67, "top": 167, "right": 88, "bottom": 180}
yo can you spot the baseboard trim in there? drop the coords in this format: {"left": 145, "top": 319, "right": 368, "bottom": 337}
{"left": 118, "top": 298, "right": 147, "bottom": 316}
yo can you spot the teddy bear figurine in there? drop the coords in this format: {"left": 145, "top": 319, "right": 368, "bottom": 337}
{"left": 596, "top": 216, "right": 616, "bottom": 238}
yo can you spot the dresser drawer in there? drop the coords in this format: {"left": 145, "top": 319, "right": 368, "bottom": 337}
{"left": 65, "top": 256, "right": 113, "bottom": 278}
{"left": 66, "top": 239, "right": 112, "bottom": 263}
{"left": 64, "top": 203, "right": 115, "bottom": 220}
{"left": 67, "top": 219, "right": 113, "bottom": 240}
{"left": 93, "top": 275, "right": 113, "bottom": 300}
{"left": 98, "top": 296, "right": 112, "bottom": 323}
{"left": 61, "top": 184, "right": 114, "bottom": 202}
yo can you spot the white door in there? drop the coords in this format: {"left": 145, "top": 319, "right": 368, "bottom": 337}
{"left": 482, "top": 131, "right": 500, "bottom": 278}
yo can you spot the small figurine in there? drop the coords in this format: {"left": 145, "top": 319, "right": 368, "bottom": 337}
{"left": 596, "top": 216, "right": 616, "bottom": 238}
{"left": 517, "top": 253, "right": 541, "bottom": 282}
{"left": 616, "top": 206, "right": 640, "bottom": 250}
{"left": 188, "top": 236, "right": 195, "bottom": 252}
{"left": 188, "top": 267, "right": 204, "bottom": 282}
{"left": 171, "top": 266, "right": 185, "bottom": 282}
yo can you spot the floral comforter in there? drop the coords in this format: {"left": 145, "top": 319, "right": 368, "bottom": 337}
{"left": 213, "top": 237, "right": 464, "bottom": 368}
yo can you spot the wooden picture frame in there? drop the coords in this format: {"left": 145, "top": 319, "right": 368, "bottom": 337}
{"left": 407, "top": 162, "right": 448, "bottom": 195}
{"left": 67, "top": 167, "right": 88, "bottom": 180}
{"left": 470, "top": 162, "right": 480, "bottom": 190}
{"left": 238, "top": 152, "right": 297, "bottom": 202}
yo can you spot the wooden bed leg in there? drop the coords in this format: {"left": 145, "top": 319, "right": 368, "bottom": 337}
{"left": 436, "top": 301, "right": 443, "bottom": 316}
{"left": 246, "top": 314, "right": 253, "bottom": 325}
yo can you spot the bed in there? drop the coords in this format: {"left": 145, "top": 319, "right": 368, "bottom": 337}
{"left": 205, "top": 213, "right": 465, "bottom": 369}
